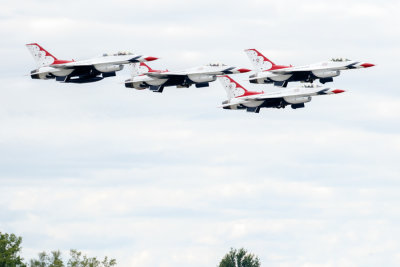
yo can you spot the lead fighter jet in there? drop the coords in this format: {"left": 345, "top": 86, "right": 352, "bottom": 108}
{"left": 26, "top": 43, "right": 158, "bottom": 83}
{"left": 124, "top": 62, "right": 251, "bottom": 93}
{"left": 245, "top": 48, "right": 374, "bottom": 86}
{"left": 218, "top": 75, "right": 345, "bottom": 113}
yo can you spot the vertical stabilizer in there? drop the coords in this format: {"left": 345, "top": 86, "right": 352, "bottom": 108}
{"left": 244, "top": 48, "right": 277, "bottom": 72}
{"left": 26, "top": 43, "right": 58, "bottom": 67}
{"left": 218, "top": 75, "right": 262, "bottom": 99}
{"left": 131, "top": 62, "right": 154, "bottom": 77}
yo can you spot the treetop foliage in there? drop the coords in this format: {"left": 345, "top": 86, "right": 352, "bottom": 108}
{"left": 0, "top": 232, "right": 116, "bottom": 267}
{"left": 30, "top": 250, "right": 116, "bottom": 267}
{"left": 0, "top": 232, "right": 26, "bottom": 267}
{"left": 218, "top": 248, "right": 261, "bottom": 267}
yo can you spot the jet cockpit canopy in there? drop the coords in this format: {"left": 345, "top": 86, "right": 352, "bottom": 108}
{"left": 301, "top": 83, "right": 322, "bottom": 88}
{"left": 207, "top": 63, "right": 227, "bottom": 67}
{"left": 330, "top": 58, "right": 351, "bottom": 62}
{"left": 102, "top": 51, "right": 134, "bottom": 57}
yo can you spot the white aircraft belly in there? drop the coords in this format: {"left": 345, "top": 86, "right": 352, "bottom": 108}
{"left": 147, "top": 78, "right": 168, "bottom": 86}
{"left": 269, "top": 73, "right": 292, "bottom": 82}
{"left": 242, "top": 100, "right": 264, "bottom": 107}
{"left": 255, "top": 72, "right": 293, "bottom": 82}
{"left": 51, "top": 68, "right": 74, "bottom": 76}
{"left": 131, "top": 75, "right": 165, "bottom": 85}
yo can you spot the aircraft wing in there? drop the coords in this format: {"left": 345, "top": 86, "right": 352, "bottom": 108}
{"left": 219, "top": 87, "right": 332, "bottom": 108}
{"left": 249, "top": 67, "right": 340, "bottom": 81}
{"left": 146, "top": 72, "right": 185, "bottom": 79}
{"left": 219, "top": 100, "right": 251, "bottom": 108}
{"left": 51, "top": 63, "right": 92, "bottom": 69}
{"left": 218, "top": 99, "right": 250, "bottom": 109}
{"left": 240, "top": 88, "right": 329, "bottom": 101}
{"left": 269, "top": 62, "right": 359, "bottom": 74}
{"left": 270, "top": 67, "right": 330, "bottom": 74}
{"left": 51, "top": 55, "right": 146, "bottom": 69}
{"left": 146, "top": 67, "right": 239, "bottom": 78}
{"left": 30, "top": 68, "right": 65, "bottom": 75}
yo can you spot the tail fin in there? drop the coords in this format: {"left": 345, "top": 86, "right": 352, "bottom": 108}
{"left": 26, "top": 43, "right": 58, "bottom": 67}
{"left": 218, "top": 75, "right": 262, "bottom": 99}
{"left": 131, "top": 62, "right": 154, "bottom": 77}
{"left": 244, "top": 48, "right": 277, "bottom": 72}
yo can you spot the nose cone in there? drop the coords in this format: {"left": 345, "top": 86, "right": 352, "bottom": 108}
{"left": 237, "top": 68, "right": 252, "bottom": 73}
{"left": 144, "top": 56, "right": 158, "bottom": 62}
{"left": 332, "top": 89, "right": 346, "bottom": 94}
{"left": 360, "top": 63, "right": 375, "bottom": 68}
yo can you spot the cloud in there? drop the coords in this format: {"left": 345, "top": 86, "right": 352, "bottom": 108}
{"left": 0, "top": 0, "right": 400, "bottom": 266}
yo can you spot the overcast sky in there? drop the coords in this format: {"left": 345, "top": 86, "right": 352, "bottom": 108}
{"left": 1, "top": 0, "right": 400, "bottom": 266}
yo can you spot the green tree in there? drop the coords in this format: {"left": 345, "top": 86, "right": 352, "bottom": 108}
{"left": 218, "top": 248, "right": 260, "bottom": 267}
{"left": 67, "top": 250, "right": 116, "bottom": 267}
{"left": 0, "top": 232, "right": 116, "bottom": 267}
{"left": 29, "top": 252, "right": 48, "bottom": 267}
{"left": 49, "top": 251, "right": 64, "bottom": 267}
{"left": 30, "top": 250, "right": 115, "bottom": 267}
{"left": 30, "top": 251, "right": 64, "bottom": 267}
{"left": 0, "top": 232, "right": 26, "bottom": 267}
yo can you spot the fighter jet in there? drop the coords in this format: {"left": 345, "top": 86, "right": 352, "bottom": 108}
{"left": 245, "top": 48, "right": 374, "bottom": 86}
{"left": 218, "top": 75, "right": 345, "bottom": 113}
{"left": 124, "top": 62, "right": 251, "bottom": 93}
{"left": 26, "top": 43, "right": 158, "bottom": 83}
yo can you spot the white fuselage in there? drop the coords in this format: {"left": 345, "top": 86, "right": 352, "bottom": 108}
{"left": 228, "top": 84, "right": 342, "bottom": 110}
{"left": 31, "top": 54, "right": 156, "bottom": 82}
{"left": 125, "top": 64, "right": 248, "bottom": 90}
{"left": 251, "top": 60, "right": 369, "bottom": 84}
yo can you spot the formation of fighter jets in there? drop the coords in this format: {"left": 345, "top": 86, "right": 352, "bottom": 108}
{"left": 26, "top": 43, "right": 374, "bottom": 113}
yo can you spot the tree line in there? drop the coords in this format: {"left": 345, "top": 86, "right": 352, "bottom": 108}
{"left": 0, "top": 232, "right": 260, "bottom": 267}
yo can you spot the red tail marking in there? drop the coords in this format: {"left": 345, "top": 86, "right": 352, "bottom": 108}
{"left": 140, "top": 62, "right": 154, "bottom": 72}
{"left": 246, "top": 48, "right": 276, "bottom": 65}
{"left": 26, "top": 43, "right": 74, "bottom": 65}
{"left": 52, "top": 59, "right": 75, "bottom": 65}
{"left": 140, "top": 62, "right": 166, "bottom": 73}
{"left": 245, "top": 48, "right": 292, "bottom": 71}
{"left": 223, "top": 75, "right": 263, "bottom": 98}
{"left": 26, "top": 43, "right": 58, "bottom": 59}
{"left": 268, "top": 64, "right": 291, "bottom": 71}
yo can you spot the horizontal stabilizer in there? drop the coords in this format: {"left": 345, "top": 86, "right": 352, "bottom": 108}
{"left": 195, "top": 82, "right": 209, "bottom": 88}
{"left": 149, "top": 85, "right": 164, "bottom": 93}
{"left": 246, "top": 107, "right": 261, "bottom": 113}
{"left": 102, "top": 71, "right": 116, "bottom": 78}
